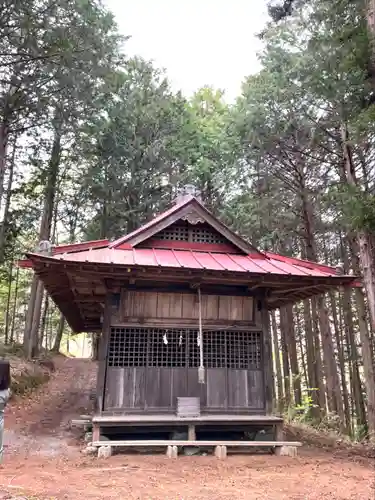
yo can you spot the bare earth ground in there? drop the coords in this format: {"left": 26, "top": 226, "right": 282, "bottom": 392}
{"left": 0, "top": 357, "right": 374, "bottom": 500}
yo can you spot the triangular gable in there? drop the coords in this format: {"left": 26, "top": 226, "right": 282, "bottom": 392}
{"left": 110, "top": 196, "right": 264, "bottom": 256}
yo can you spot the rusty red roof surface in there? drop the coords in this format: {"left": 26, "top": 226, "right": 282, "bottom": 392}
{"left": 19, "top": 195, "right": 357, "bottom": 282}
{"left": 17, "top": 239, "right": 109, "bottom": 268}
{"left": 23, "top": 245, "right": 344, "bottom": 278}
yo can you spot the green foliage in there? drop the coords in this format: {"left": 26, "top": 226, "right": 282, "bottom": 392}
{"left": 285, "top": 389, "right": 320, "bottom": 424}
{"left": 79, "top": 58, "right": 189, "bottom": 239}
{"left": 329, "top": 184, "right": 375, "bottom": 232}
{"left": 355, "top": 423, "right": 370, "bottom": 442}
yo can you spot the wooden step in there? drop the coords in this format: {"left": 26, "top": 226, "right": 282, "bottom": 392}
{"left": 91, "top": 440, "right": 302, "bottom": 448}
{"left": 71, "top": 419, "right": 92, "bottom": 427}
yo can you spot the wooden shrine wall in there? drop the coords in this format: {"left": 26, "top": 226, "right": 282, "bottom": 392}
{"left": 111, "top": 290, "right": 256, "bottom": 326}
{"left": 99, "top": 290, "right": 267, "bottom": 415}
{"left": 103, "top": 326, "right": 265, "bottom": 414}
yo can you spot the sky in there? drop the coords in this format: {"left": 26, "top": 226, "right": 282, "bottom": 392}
{"left": 103, "top": 0, "right": 269, "bottom": 102}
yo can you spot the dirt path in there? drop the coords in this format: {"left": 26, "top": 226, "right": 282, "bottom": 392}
{"left": 1, "top": 358, "right": 374, "bottom": 500}
{"left": 4, "top": 356, "right": 96, "bottom": 457}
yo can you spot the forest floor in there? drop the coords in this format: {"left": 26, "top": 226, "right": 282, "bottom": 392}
{"left": 0, "top": 357, "right": 374, "bottom": 500}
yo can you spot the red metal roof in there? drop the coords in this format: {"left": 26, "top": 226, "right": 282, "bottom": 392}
{"left": 19, "top": 196, "right": 356, "bottom": 282}
{"left": 18, "top": 239, "right": 109, "bottom": 269}
{"left": 108, "top": 196, "right": 263, "bottom": 256}
{"left": 19, "top": 197, "right": 359, "bottom": 333}
{"left": 25, "top": 246, "right": 343, "bottom": 278}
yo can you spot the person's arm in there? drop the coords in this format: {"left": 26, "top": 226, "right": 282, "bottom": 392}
{"left": 0, "top": 389, "right": 10, "bottom": 410}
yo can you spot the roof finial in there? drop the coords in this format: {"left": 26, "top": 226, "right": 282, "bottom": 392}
{"left": 35, "top": 240, "right": 53, "bottom": 255}
{"left": 175, "top": 184, "right": 202, "bottom": 204}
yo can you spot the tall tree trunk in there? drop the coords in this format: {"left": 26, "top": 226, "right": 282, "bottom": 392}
{"left": 357, "top": 231, "right": 375, "bottom": 330}
{"left": 303, "top": 300, "right": 321, "bottom": 419}
{"left": 24, "top": 112, "right": 63, "bottom": 358}
{"left": 341, "top": 125, "right": 375, "bottom": 331}
{"left": 310, "top": 298, "right": 327, "bottom": 412}
{"left": 329, "top": 290, "right": 352, "bottom": 434}
{"left": 366, "top": 0, "right": 375, "bottom": 85}
{"left": 317, "top": 295, "right": 345, "bottom": 429}
{"left": 286, "top": 304, "right": 302, "bottom": 406}
{"left": 271, "top": 310, "right": 283, "bottom": 411}
{"left": 10, "top": 264, "right": 19, "bottom": 344}
{"left": 295, "top": 305, "right": 309, "bottom": 390}
{"left": 341, "top": 125, "right": 375, "bottom": 439}
{"left": 4, "top": 258, "right": 13, "bottom": 345}
{"left": 340, "top": 237, "right": 368, "bottom": 433}
{"left": 342, "top": 287, "right": 367, "bottom": 431}
{"left": 0, "top": 136, "right": 16, "bottom": 263}
{"left": 299, "top": 186, "right": 326, "bottom": 415}
{"left": 23, "top": 277, "right": 39, "bottom": 355}
{"left": 0, "top": 119, "right": 9, "bottom": 210}
{"left": 52, "top": 314, "right": 65, "bottom": 353}
{"left": 91, "top": 332, "right": 100, "bottom": 361}
{"left": 39, "top": 294, "right": 49, "bottom": 351}
{"left": 279, "top": 307, "right": 291, "bottom": 407}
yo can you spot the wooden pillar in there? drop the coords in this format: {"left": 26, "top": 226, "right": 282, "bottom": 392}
{"left": 92, "top": 423, "right": 101, "bottom": 442}
{"left": 96, "top": 293, "right": 114, "bottom": 413}
{"left": 261, "top": 299, "right": 275, "bottom": 415}
{"left": 188, "top": 425, "right": 196, "bottom": 441}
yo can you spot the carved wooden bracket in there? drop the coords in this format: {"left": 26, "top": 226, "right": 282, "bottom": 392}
{"left": 181, "top": 209, "right": 205, "bottom": 225}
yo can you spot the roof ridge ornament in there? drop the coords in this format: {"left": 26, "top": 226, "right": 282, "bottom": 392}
{"left": 175, "top": 184, "right": 202, "bottom": 204}
{"left": 35, "top": 240, "right": 53, "bottom": 255}
{"left": 181, "top": 209, "right": 205, "bottom": 225}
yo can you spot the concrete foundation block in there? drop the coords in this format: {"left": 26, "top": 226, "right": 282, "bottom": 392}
{"left": 98, "top": 445, "right": 112, "bottom": 458}
{"left": 214, "top": 445, "right": 227, "bottom": 458}
{"left": 166, "top": 445, "right": 178, "bottom": 458}
{"left": 279, "top": 445, "right": 298, "bottom": 458}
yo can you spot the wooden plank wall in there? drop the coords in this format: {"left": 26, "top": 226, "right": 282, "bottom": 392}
{"left": 104, "top": 367, "right": 265, "bottom": 413}
{"left": 113, "top": 290, "right": 255, "bottom": 324}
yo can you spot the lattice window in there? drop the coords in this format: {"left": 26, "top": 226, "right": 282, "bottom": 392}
{"left": 188, "top": 330, "right": 199, "bottom": 367}
{"left": 157, "top": 225, "right": 189, "bottom": 241}
{"left": 190, "top": 226, "right": 227, "bottom": 244}
{"left": 107, "top": 327, "right": 148, "bottom": 367}
{"left": 202, "top": 331, "right": 227, "bottom": 368}
{"left": 148, "top": 329, "right": 187, "bottom": 368}
{"left": 108, "top": 327, "right": 262, "bottom": 370}
{"left": 154, "top": 222, "right": 228, "bottom": 244}
{"left": 227, "top": 331, "right": 262, "bottom": 369}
